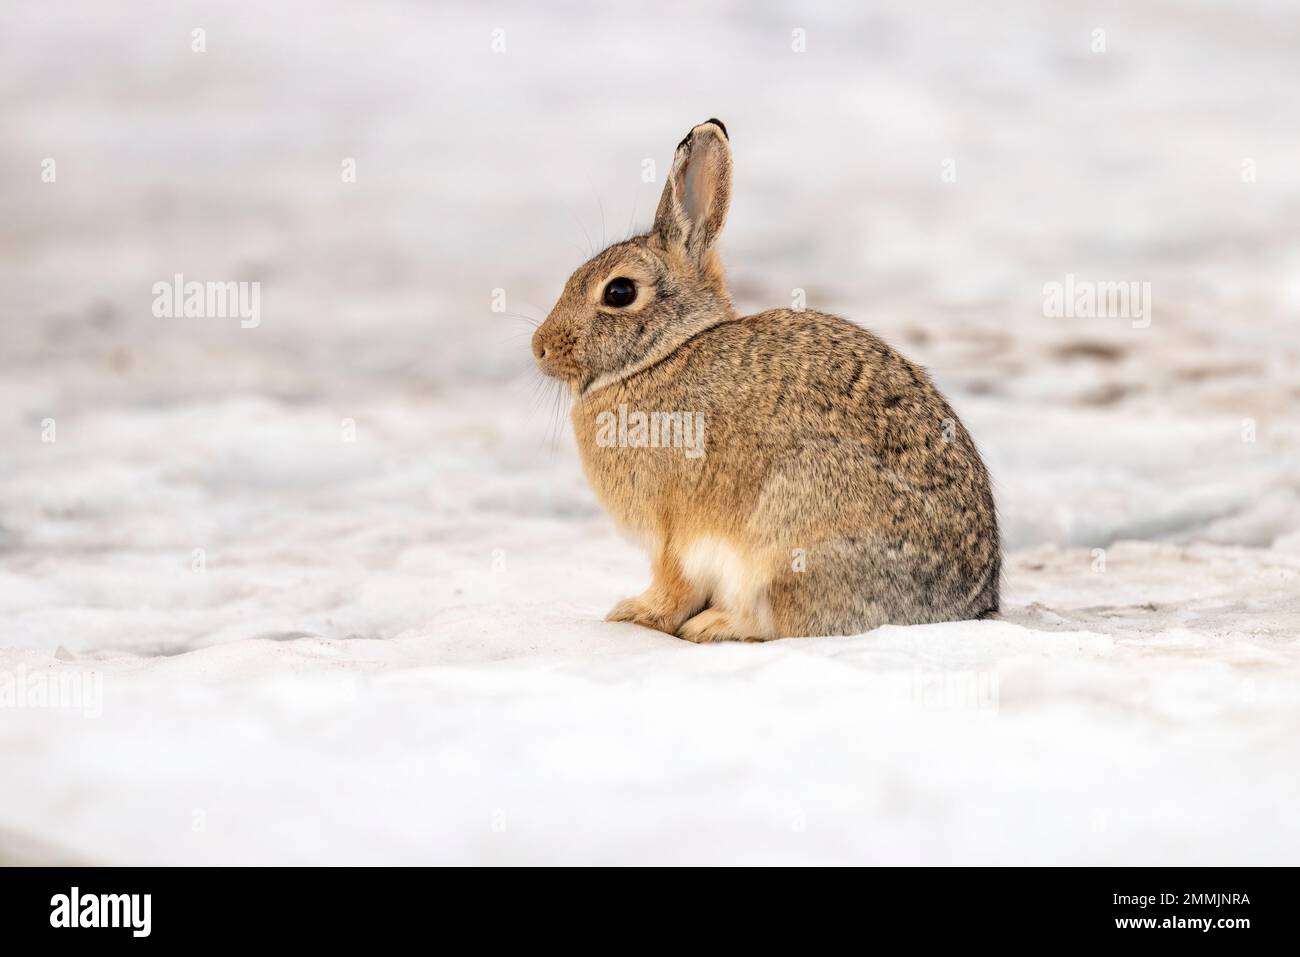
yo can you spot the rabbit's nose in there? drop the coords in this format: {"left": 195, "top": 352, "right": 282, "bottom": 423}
{"left": 532, "top": 329, "right": 550, "bottom": 362}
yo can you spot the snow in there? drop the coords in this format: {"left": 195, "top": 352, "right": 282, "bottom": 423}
{"left": 2, "top": 0, "right": 1299, "bottom": 864}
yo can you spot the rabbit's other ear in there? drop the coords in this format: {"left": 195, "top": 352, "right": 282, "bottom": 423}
{"left": 653, "top": 119, "right": 732, "bottom": 265}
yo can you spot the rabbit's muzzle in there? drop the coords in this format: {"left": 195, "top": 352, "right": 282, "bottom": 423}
{"left": 531, "top": 324, "right": 580, "bottom": 383}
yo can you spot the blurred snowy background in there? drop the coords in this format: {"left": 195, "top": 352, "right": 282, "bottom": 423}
{"left": 1, "top": 0, "right": 1299, "bottom": 864}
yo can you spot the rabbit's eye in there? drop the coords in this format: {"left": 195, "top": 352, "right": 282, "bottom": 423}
{"left": 602, "top": 278, "right": 637, "bottom": 308}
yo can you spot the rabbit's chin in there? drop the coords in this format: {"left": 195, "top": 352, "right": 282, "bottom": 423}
{"left": 577, "top": 368, "right": 629, "bottom": 400}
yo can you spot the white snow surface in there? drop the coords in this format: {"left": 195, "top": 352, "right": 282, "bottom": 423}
{"left": 2, "top": 1, "right": 1299, "bottom": 864}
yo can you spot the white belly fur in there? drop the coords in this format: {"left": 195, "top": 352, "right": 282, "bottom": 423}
{"left": 679, "top": 536, "right": 775, "bottom": 637}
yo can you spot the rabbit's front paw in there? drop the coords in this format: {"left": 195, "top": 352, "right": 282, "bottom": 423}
{"left": 606, "top": 596, "right": 679, "bottom": 635}
{"left": 677, "top": 608, "right": 754, "bottom": 644}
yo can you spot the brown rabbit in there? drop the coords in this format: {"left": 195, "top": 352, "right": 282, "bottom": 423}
{"left": 532, "top": 119, "right": 999, "bottom": 642}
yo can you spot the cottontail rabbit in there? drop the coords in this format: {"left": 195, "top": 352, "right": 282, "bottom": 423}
{"left": 533, "top": 119, "right": 1000, "bottom": 642}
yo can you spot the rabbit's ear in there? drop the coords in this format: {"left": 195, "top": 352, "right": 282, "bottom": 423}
{"left": 653, "top": 119, "right": 731, "bottom": 264}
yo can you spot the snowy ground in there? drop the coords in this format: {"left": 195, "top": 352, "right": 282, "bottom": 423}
{"left": 2, "top": 1, "right": 1299, "bottom": 864}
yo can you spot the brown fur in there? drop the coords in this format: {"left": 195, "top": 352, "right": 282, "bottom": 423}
{"left": 533, "top": 120, "right": 1000, "bottom": 641}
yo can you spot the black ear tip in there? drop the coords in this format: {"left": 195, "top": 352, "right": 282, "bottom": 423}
{"left": 678, "top": 119, "right": 729, "bottom": 151}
